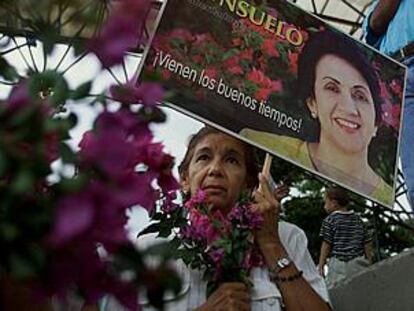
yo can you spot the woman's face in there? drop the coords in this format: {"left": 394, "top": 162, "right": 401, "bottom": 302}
{"left": 307, "top": 54, "right": 377, "bottom": 154}
{"left": 181, "top": 133, "right": 248, "bottom": 214}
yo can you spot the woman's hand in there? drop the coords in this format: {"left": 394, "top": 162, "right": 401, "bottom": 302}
{"left": 252, "top": 173, "right": 282, "bottom": 250}
{"left": 196, "top": 282, "right": 250, "bottom": 311}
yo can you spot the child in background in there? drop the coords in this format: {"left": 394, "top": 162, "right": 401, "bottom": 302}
{"left": 318, "top": 185, "right": 373, "bottom": 288}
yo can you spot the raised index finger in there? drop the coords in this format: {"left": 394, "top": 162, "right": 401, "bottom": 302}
{"left": 257, "top": 172, "right": 273, "bottom": 198}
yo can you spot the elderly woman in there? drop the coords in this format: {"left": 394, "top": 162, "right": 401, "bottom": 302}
{"left": 241, "top": 30, "right": 393, "bottom": 207}
{"left": 175, "top": 126, "right": 330, "bottom": 311}
{"left": 102, "top": 126, "right": 330, "bottom": 311}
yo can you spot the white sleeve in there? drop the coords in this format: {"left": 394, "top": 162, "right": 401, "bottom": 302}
{"left": 279, "top": 222, "right": 330, "bottom": 303}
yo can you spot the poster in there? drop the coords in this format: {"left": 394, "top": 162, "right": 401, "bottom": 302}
{"left": 140, "top": 0, "right": 406, "bottom": 208}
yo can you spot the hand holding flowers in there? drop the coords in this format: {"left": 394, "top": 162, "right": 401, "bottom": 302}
{"left": 196, "top": 282, "right": 250, "bottom": 311}
{"left": 146, "top": 189, "right": 265, "bottom": 298}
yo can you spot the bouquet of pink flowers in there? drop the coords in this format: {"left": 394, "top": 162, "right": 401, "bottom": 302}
{"left": 142, "top": 189, "right": 264, "bottom": 296}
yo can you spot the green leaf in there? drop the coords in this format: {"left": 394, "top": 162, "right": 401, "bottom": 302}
{"left": 60, "top": 142, "right": 76, "bottom": 163}
{"left": 9, "top": 105, "right": 38, "bottom": 128}
{"left": 152, "top": 212, "right": 164, "bottom": 221}
{"left": 0, "top": 149, "right": 7, "bottom": 177}
{"left": 11, "top": 170, "right": 34, "bottom": 194}
{"left": 51, "top": 112, "right": 77, "bottom": 134}
{"left": 71, "top": 81, "right": 92, "bottom": 100}
{"left": 0, "top": 223, "right": 19, "bottom": 241}
{"left": 176, "top": 248, "right": 195, "bottom": 264}
{"left": 95, "top": 93, "right": 107, "bottom": 105}
{"left": 138, "top": 223, "right": 161, "bottom": 237}
{"left": 0, "top": 56, "right": 18, "bottom": 81}
{"left": 35, "top": 21, "right": 60, "bottom": 55}
{"left": 72, "top": 40, "right": 86, "bottom": 57}
{"left": 159, "top": 223, "right": 172, "bottom": 238}
{"left": 140, "top": 69, "right": 163, "bottom": 82}
{"left": 145, "top": 241, "right": 178, "bottom": 259}
{"left": 58, "top": 174, "right": 89, "bottom": 193}
{"left": 28, "top": 70, "right": 69, "bottom": 108}
{"left": 9, "top": 253, "right": 37, "bottom": 279}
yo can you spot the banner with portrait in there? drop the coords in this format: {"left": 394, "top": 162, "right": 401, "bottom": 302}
{"left": 140, "top": 0, "right": 406, "bottom": 208}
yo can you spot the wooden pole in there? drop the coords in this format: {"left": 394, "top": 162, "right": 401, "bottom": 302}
{"left": 258, "top": 153, "right": 273, "bottom": 193}
{"left": 261, "top": 153, "right": 273, "bottom": 178}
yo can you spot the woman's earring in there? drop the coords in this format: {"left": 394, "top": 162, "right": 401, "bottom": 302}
{"left": 311, "top": 111, "right": 317, "bottom": 119}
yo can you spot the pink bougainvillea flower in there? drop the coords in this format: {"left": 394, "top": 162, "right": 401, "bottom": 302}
{"left": 185, "top": 189, "right": 207, "bottom": 208}
{"left": 140, "top": 142, "right": 165, "bottom": 168}
{"left": 87, "top": 181, "right": 131, "bottom": 248}
{"left": 8, "top": 80, "right": 30, "bottom": 110}
{"left": 49, "top": 192, "right": 95, "bottom": 246}
{"left": 227, "top": 203, "right": 263, "bottom": 230}
{"left": 381, "top": 103, "right": 400, "bottom": 131}
{"left": 242, "top": 206, "right": 263, "bottom": 230}
{"left": 133, "top": 82, "right": 164, "bottom": 106}
{"left": 94, "top": 109, "right": 151, "bottom": 141}
{"left": 187, "top": 208, "right": 212, "bottom": 240}
{"left": 44, "top": 131, "right": 60, "bottom": 163}
{"left": 115, "top": 171, "right": 158, "bottom": 212}
{"left": 78, "top": 130, "right": 94, "bottom": 151}
{"left": 188, "top": 208, "right": 222, "bottom": 244}
{"left": 79, "top": 128, "right": 135, "bottom": 179}
{"left": 209, "top": 248, "right": 225, "bottom": 264}
{"left": 110, "top": 81, "right": 164, "bottom": 107}
{"left": 88, "top": 15, "right": 140, "bottom": 68}
{"left": 49, "top": 180, "right": 129, "bottom": 250}
{"left": 88, "top": 0, "right": 151, "bottom": 67}
{"left": 242, "top": 248, "right": 264, "bottom": 270}
{"left": 161, "top": 191, "right": 179, "bottom": 213}
{"left": 155, "top": 153, "right": 180, "bottom": 192}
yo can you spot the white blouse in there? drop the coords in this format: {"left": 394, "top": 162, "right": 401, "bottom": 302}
{"left": 104, "top": 222, "right": 330, "bottom": 311}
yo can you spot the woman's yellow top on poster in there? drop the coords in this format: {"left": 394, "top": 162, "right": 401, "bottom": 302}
{"left": 240, "top": 128, "right": 393, "bottom": 206}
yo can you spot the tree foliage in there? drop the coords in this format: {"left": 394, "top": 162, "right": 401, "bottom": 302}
{"left": 257, "top": 151, "right": 414, "bottom": 262}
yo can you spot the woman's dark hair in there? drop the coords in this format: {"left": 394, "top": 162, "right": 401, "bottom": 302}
{"left": 297, "top": 30, "right": 382, "bottom": 140}
{"left": 325, "top": 185, "right": 350, "bottom": 207}
{"left": 178, "top": 126, "right": 259, "bottom": 190}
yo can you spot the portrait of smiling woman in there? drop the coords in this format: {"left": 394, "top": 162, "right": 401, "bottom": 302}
{"left": 240, "top": 30, "right": 393, "bottom": 206}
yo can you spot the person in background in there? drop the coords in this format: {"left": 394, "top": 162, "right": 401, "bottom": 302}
{"left": 362, "top": 0, "right": 414, "bottom": 213}
{"left": 318, "top": 185, "right": 373, "bottom": 288}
